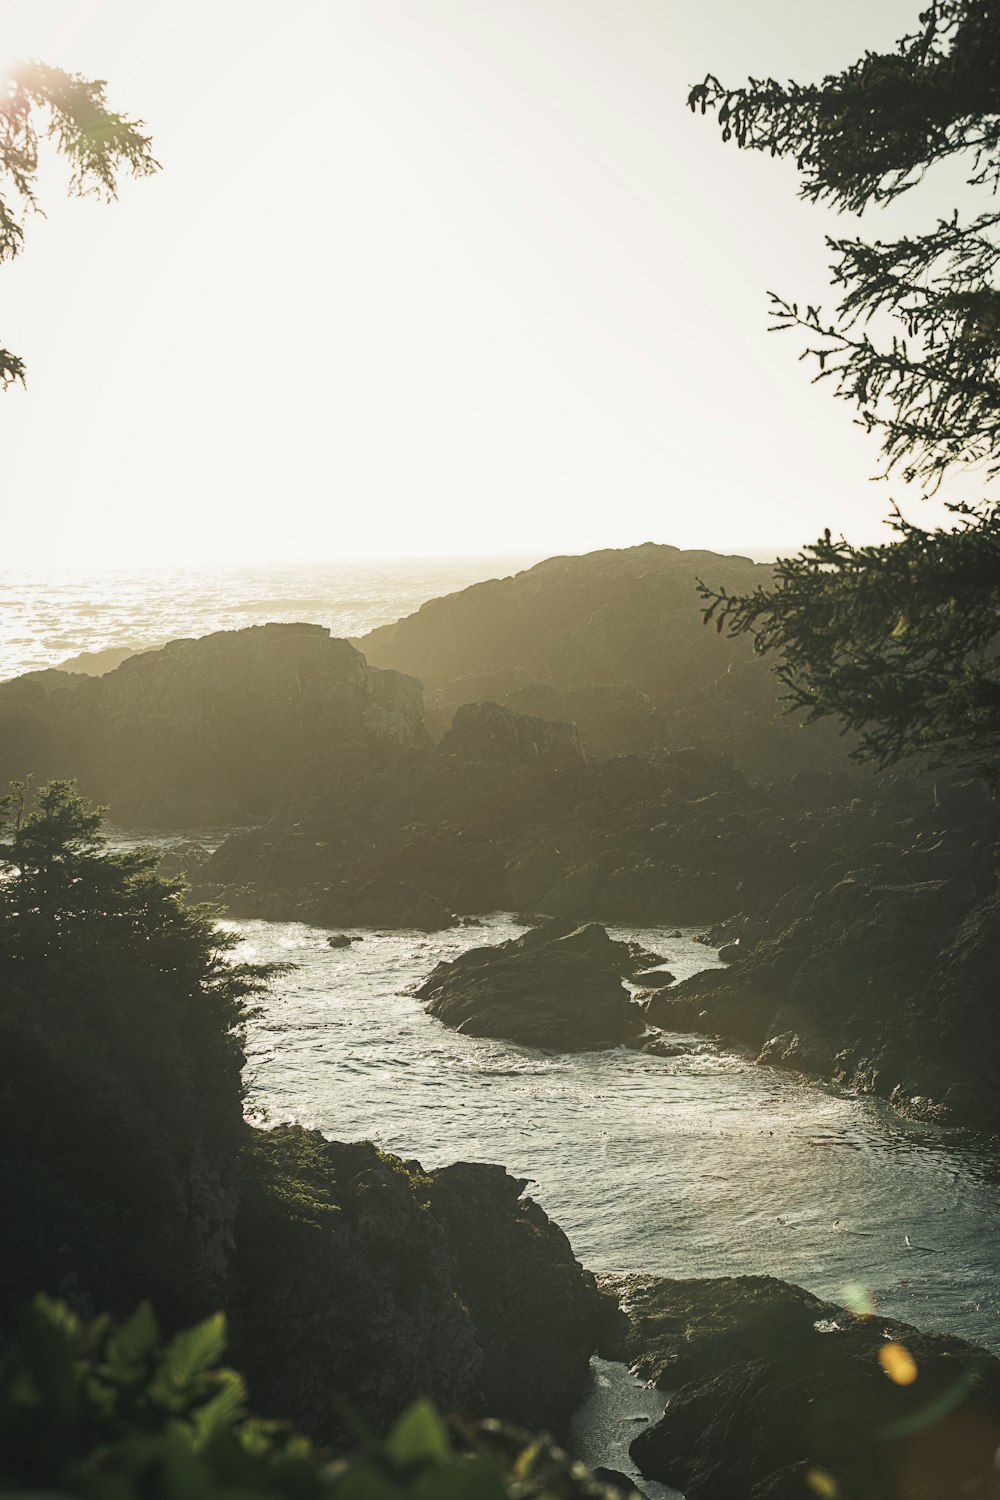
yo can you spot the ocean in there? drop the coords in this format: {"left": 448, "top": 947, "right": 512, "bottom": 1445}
{"left": 0, "top": 556, "right": 543, "bottom": 681}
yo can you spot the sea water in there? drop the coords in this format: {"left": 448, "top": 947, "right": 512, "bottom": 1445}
{"left": 0, "top": 557, "right": 542, "bottom": 681}
{"left": 234, "top": 914, "right": 1000, "bottom": 1353}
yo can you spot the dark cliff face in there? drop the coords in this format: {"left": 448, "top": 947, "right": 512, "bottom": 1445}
{"left": 646, "top": 775, "right": 1000, "bottom": 1128}
{"left": 225, "top": 1129, "right": 603, "bottom": 1445}
{"left": 0, "top": 623, "right": 427, "bottom": 826}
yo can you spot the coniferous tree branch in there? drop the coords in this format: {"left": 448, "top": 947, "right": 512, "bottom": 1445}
{"left": 692, "top": 2, "right": 1000, "bottom": 775}
{"left": 0, "top": 60, "right": 159, "bottom": 383}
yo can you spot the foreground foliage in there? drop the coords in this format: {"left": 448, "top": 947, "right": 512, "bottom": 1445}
{"left": 0, "top": 1296, "right": 602, "bottom": 1500}
{"left": 692, "top": 2, "right": 1000, "bottom": 775}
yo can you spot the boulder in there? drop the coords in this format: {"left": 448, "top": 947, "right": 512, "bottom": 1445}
{"left": 632, "top": 967, "right": 675, "bottom": 989}
{"left": 598, "top": 1274, "right": 837, "bottom": 1389}
{"left": 638, "top": 1315, "right": 998, "bottom": 1500}
{"left": 416, "top": 916, "right": 647, "bottom": 1050}
{"left": 441, "top": 700, "right": 585, "bottom": 767}
{"left": 641, "top": 1036, "right": 696, "bottom": 1058}
{"left": 600, "top": 1274, "right": 1000, "bottom": 1500}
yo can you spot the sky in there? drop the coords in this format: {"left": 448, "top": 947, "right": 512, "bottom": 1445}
{"left": 0, "top": 0, "right": 991, "bottom": 567}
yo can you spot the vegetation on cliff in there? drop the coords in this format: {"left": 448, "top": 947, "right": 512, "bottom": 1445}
{"left": 0, "top": 777, "right": 275, "bottom": 1327}
{"left": 0, "top": 778, "right": 601, "bottom": 1445}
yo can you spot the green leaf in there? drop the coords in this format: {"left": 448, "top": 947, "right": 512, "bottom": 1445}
{"left": 190, "top": 1369, "right": 246, "bottom": 1441}
{"left": 385, "top": 1400, "right": 451, "bottom": 1466}
{"left": 159, "top": 1313, "right": 227, "bottom": 1390}
{"left": 411, "top": 1457, "right": 508, "bottom": 1500}
{"left": 105, "top": 1300, "right": 159, "bottom": 1376}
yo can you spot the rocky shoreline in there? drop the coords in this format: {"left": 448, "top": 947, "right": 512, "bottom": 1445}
{"left": 596, "top": 1274, "right": 1000, "bottom": 1500}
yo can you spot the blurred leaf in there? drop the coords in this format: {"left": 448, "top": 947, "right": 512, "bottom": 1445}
{"left": 385, "top": 1401, "right": 451, "bottom": 1466}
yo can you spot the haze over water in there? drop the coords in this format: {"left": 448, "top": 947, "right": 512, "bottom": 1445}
{"left": 0, "top": 558, "right": 543, "bottom": 682}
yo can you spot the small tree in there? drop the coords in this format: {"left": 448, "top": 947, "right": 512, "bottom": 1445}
{"left": 0, "top": 780, "right": 279, "bottom": 1324}
{"left": 0, "top": 60, "right": 158, "bottom": 387}
{"left": 691, "top": 1, "right": 1000, "bottom": 776}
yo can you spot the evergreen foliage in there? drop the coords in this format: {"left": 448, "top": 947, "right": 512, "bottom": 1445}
{"left": 0, "top": 779, "right": 279, "bottom": 1325}
{"left": 700, "top": 503, "right": 1000, "bottom": 774}
{"left": 691, "top": 2, "right": 1000, "bottom": 773}
{"left": 0, "top": 60, "right": 158, "bottom": 387}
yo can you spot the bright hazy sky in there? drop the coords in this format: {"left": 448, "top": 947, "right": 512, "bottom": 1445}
{"left": 0, "top": 0, "right": 989, "bottom": 566}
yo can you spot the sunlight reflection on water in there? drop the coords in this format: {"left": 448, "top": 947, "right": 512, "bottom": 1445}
{"left": 233, "top": 913, "right": 1000, "bottom": 1353}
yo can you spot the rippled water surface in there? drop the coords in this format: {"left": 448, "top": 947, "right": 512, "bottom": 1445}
{"left": 0, "top": 557, "right": 541, "bottom": 680}
{"left": 235, "top": 914, "right": 1000, "bottom": 1352}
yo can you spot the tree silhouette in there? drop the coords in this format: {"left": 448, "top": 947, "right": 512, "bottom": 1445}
{"left": 693, "top": 1, "right": 1000, "bottom": 777}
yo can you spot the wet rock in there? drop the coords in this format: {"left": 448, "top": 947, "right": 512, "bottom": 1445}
{"left": 598, "top": 1274, "right": 836, "bottom": 1389}
{"left": 232, "top": 1131, "right": 601, "bottom": 1445}
{"left": 156, "top": 841, "right": 210, "bottom": 880}
{"left": 641, "top": 1036, "right": 695, "bottom": 1058}
{"left": 428, "top": 1159, "right": 602, "bottom": 1435}
{"left": 632, "top": 1316, "right": 1000, "bottom": 1500}
{"left": 326, "top": 933, "right": 353, "bottom": 947}
{"left": 599, "top": 1273, "right": 1000, "bottom": 1500}
{"left": 717, "top": 942, "right": 741, "bottom": 962}
{"left": 632, "top": 967, "right": 675, "bottom": 989}
{"left": 650, "top": 864, "right": 1000, "bottom": 1128}
{"left": 592, "top": 1467, "right": 647, "bottom": 1498}
{"left": 757, "top": 1028, "right": 840, "bottom": 1076}
{"left": 416, "top": 916, "right": 646, "bottom": 1051}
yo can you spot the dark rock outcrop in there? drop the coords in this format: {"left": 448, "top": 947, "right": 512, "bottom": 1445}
{"left": 600, "top": 1274, "right": 1000, "bottom": 1500}
{"left": 359, "top": 543, "right": 857, "bottom": 777}
{"left": 230, "top": 1128, "right": 601, "bottom": 1443}
{"left": 429, "top": 1159, "right": 601, "bottom": 1433}
{"left": 646, "top": 828, "right": 1000, "bottom": 1127}
{"left": 194, "top": 745, "right": 812, "bottom": 931}
{"left": 442, "top": 700, "right": 585, "bottom": 767}
{"left": 632, "top": 967, "right": 675, "bottom": 989}
{"left": 0, "top": 623, "right": 426, "bottom": 825}
{"left": 598, "top": 1273, "right": 837, "bottom": 1389}
{"left": 416, "top": 917, "right": 651, "bottom": 1050}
